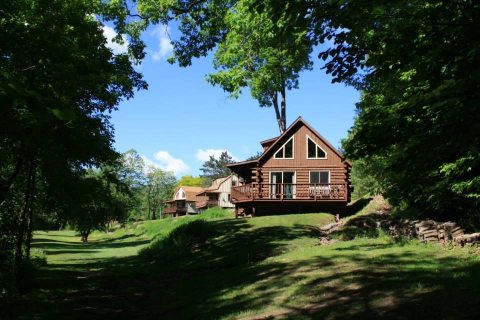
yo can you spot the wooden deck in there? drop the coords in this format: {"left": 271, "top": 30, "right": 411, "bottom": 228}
{"left": 231, "top": 183, "right": 347, "bottom": 203}
{"left": 164, "top": 206, "right": 187, "bottom": 215}
{"left": 196, "top": 199, "right": 219, "bottom": 209}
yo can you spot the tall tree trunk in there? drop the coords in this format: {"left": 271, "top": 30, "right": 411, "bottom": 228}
{"left": 0, "top": 157, "right": 23, "bottom": 206}
{"left": 81, "top": 229, "right": 90, "bottom": 242}
{"left": 15, "top": 157, "right": 36, "bottom": 266}
{"left": 25, "top": 159, "right": 37, "bottom": 259}
{"left": 147, "top": 188, "right": 152, "bottom": 220}
{"left": 280, "top": 83, "right": 287, "bottom": 133}
{"left": 271, "top": 92, "right": 285, "bottom": 134}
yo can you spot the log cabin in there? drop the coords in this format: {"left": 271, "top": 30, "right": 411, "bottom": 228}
{"left": 228, "top": 117, "right": 352, "bottom": 216}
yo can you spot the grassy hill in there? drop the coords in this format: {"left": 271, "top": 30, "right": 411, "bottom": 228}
{"left": 13, "top": 208, "right": 480, "bottom": 319}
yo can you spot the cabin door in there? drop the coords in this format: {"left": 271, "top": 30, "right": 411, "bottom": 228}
{"left": 283, "top": 172, "right": 295, "bottom": 199}
{"left": 270, "top": 171, "right": 296, "bottom": 199}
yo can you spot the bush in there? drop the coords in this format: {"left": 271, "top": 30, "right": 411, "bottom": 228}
{"left": 0, "top": 270, "right": 15, "bottom": 316}
{"left": 30, "top": 249, "right": 47, "bottom": 267}
{"left": 0, "top": 248, "right": 47, "bottom": 317}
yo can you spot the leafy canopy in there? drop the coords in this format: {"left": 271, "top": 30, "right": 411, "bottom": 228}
{"left": 137, "top": 0, "right": 314, "bottom": 133}
{"left": 177, "top": 175, "right": 208, "bottom": 188}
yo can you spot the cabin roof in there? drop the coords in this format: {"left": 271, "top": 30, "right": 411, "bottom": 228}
{"left": 258, "top": 117, "right": 347, "bottom": 163}
{"left": 228, "top": 117, "right": 351, "bottom": 172}
{"left": 227, "top": 159, "right": 258, "bottom": 168}
{"left": 259, "top": 136, "right": 279, "bottom": 147}
{"left": 174, "top": 186, "right": 204, "bottom": 201}
{"left": 196, "top": 176, "right": 231, "bottom": 195}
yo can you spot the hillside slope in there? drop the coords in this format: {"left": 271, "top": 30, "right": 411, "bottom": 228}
{"left": 14, "top": 211, "right": 480, "bottom": 319}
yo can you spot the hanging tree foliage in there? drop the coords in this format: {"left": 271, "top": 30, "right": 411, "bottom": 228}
{"left": 0, "top": 0, "right": 147, "bottom": 287}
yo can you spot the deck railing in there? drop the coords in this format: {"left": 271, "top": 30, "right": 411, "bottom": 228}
{"left": 164, "top": 206, "right": 187, "bottom": 214}
{"left": 231, "top": 183, "right": 347, "bottom": 202}
{"left": 196, "top": 199, "right": 219, "bottom": 208}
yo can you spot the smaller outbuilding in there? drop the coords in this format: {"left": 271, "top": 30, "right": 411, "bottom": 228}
{"left": 195, "top": 175, "right": 238, "bottom": 212}
{"left": 164, "top": 186, "right": 204, "bottom": 217}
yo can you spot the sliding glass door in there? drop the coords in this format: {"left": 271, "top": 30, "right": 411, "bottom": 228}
{"left": 270, "top": 171, "right": 296, "bottom": 199}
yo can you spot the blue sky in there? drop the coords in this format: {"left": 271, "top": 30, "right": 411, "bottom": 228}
{"left": 106, "top": 24, "right": 359, "bottom": 177}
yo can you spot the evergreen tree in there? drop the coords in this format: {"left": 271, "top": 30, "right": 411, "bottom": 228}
{"left": 200, "top": 152, "right": 234, "bottom": 185}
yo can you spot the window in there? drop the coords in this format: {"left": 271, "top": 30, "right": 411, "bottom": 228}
{"left": 180, "top": 190, "right": 185, "bottom": 198}
{"left": 307, "top": 136, "right": 326, "bottom": 159}
{"left": 274, "top": 136, "right": 294, "bottom": 159}
{"left": 310, "top": 171, "right": 330, "bottom": 184}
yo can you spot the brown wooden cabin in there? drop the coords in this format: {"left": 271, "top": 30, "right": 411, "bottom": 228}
{"left": 164, "top": 186, "right": 204, "bottom": 216}
{"left": 228, "top": 117, "right": 352, "bottom": 216}
{"left": 195, "top": 176, "right": 236, "bottom": 211}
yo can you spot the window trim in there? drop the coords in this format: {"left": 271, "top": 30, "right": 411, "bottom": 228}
{"left": 274, "top": 136, "right": 295, "bottom": 159}
{"left": 308, "top": 170, "right": 330, "bottom": 184}
{"left": 306, "top": 135, "right": 327, "bottom": 159}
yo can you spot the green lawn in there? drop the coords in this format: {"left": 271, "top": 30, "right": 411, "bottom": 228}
{"left": 14, "top": 211, "right": 480, "bottom": 319}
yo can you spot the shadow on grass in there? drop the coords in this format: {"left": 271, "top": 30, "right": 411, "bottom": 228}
{"left": 13, "top": 218, "right": 480, "bottom": 320}
{"left": 32, "top": 238, "right": 150, "bottom": 251}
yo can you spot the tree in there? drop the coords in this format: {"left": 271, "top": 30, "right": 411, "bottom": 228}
{"left": 317, "top": 1, "right": 480, "bottom": 220}
{"left": 138, "top": 0, "right": 313, "bottom": 133}
{"left": 0, "top": 0, "right": 147, "bottom": 285}
{"left": 120, "top": 150, "right": 147, "bottom": 189}
{"left": 177, "top": 175, "right": 207, "bottom": 187}
{"left": 66, "top": 168, "right": 130, "bottom": 242}
{"left": 349, "top": 158, "right": 384, "bottom": 200}
{"left": 200, "top": 151, "right": 234, "bottom": 184}
{"left": 206, "top": 0, "right": 313, "bottom": 133}
{"left": 245, "top": 151, "right": 263, "bottom": 161}
{"left": 119, "top": 150, "right": 147, "bottom": 219}
{"left": 146, "top": 169, "right": 177, "bottom": 220}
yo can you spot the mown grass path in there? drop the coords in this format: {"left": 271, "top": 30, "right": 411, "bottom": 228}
{"left": 15, "top": 214, "right": 480, "bottom": 319}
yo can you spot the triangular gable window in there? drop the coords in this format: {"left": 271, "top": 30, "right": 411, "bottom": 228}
{"left": 274, "top": 136, "right": 294, "bottom": 159}
{"left": 176, "top": 189, "right": 185, "bottom": 199}
{"left": 307, "top": 136, "right": 327, "bottom": 159}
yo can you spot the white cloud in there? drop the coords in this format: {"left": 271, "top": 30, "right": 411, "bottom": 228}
{"left": 102, "top": 25, "right": 129, "bottom": 55}
{"left": 141, "top": 151, "right": 190, "bottom": 176}
{"left": 140, "top": 155, "right": 160, "bottom": 172}
{"left": 151, "top": 24, "right": 173, "bottom": 61}
{"left": 196, "top": 149, "right": 238, "bottom": 162}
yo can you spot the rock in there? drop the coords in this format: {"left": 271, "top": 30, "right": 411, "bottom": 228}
{"left": 320, "top": 222, "right": 339, "bottom": 232}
